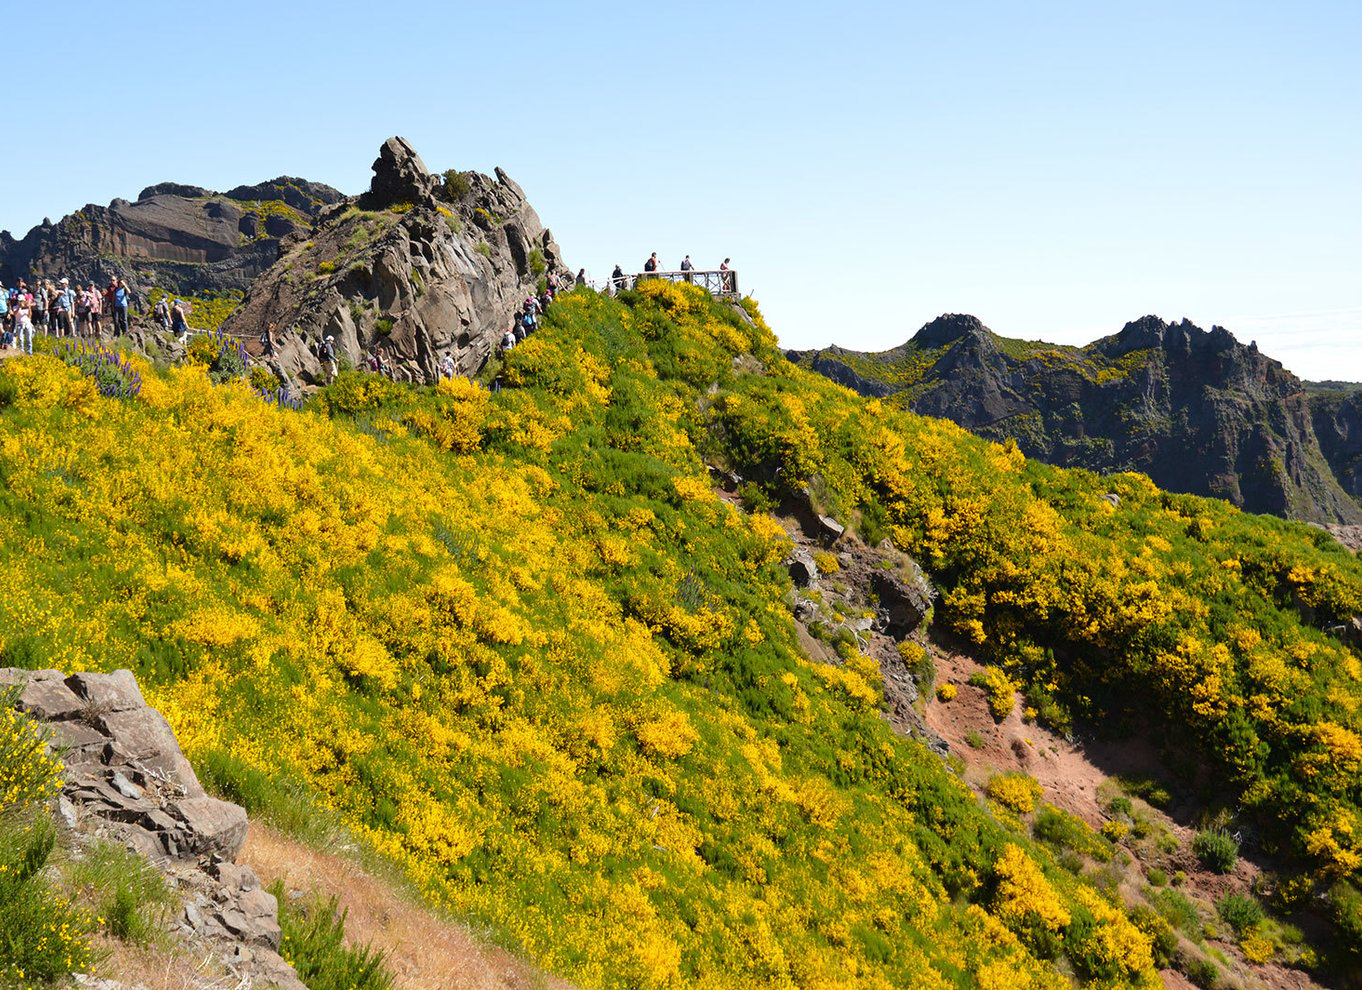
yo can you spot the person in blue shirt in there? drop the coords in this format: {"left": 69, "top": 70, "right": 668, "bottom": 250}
{"left": 112, "top": 278, "right": 132, "bottom": 336}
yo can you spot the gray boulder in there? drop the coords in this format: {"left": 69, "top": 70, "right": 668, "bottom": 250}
{"left": 787, "top": 548, "right": 820, "bottom": 587}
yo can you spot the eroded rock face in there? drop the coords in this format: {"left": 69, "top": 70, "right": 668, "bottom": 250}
{"left": 222, "top": 136, "right": 570, "bottom": 386}
{"left": 0, "top": 177, "right": 342, "bottom": 305}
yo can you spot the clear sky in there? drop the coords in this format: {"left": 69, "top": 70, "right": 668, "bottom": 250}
{"left": 3, "top": 1, "right": 1358, "bottom": 380}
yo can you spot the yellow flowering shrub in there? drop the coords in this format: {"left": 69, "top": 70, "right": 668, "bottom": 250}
{"left": 993, "top": 843, "right": 1070, "bottom": 930}
{"left": 987, "top": 773, "right": 1043, "bottom": 815}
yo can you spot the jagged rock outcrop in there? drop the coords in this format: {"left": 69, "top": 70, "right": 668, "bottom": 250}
{"left": 0, "top": 177, "right": 342, "bottom": 305}
{"left": 2, "top": 667, "right": 305, "bottom": 990}
{"left": 222, "top": 136, "right": 569, "bottom": 386}
{"left": 791, "top": 315, "right": 1362, "bottom": 525}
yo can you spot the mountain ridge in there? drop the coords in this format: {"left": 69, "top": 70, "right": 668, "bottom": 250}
{"left": 790, "top": 314, "right": 1362, "bottom": 524}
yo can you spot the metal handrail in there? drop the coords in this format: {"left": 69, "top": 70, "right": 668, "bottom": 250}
{"left": 599, "top": 269, "right": 740, "bottom": 297}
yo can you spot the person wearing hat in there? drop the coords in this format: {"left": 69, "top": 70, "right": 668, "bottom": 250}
{"left": 322, "top": 333, "right": 338, "bottom": 384}
{"left": 611, "top": 263, "right": 626, "bottom": 293}
{"left": 54, "top": 278, "right": 75, "bottom": 338}
{"left": 170, "top": 299, "right": 189, "bottom": 337}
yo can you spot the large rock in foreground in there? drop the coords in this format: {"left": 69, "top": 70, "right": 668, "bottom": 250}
{"left": 1, "top": 666, "right": 305, "bottom": 989}
{"left": 223, "top": 136, "right": 570, "bottom": 385}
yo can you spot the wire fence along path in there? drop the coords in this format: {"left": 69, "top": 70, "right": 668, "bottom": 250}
{"left": 599, "top": 269, "right": 740, "bottom": 297}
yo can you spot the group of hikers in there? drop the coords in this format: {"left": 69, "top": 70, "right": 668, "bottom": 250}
{"left": 0, "top": 276, "right": 140, "bottom": 354}
{"left": 0, "top": 274, "right": 195, "bottom": 355}
{"left": 501, "top": 271, "right": 573, "bottom": 354}
{"left": 610, "top": 255, "right": 733, "bottom": 292}
{"left": 2, "top": 258, "right": 722, "bottom": 387}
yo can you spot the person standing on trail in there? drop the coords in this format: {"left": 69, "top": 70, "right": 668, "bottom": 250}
{"left": 12, "top": 291, "right": 33, "bottom": 355}
{"left": 440, "top": 351, "right": 455, "bottom": 379}
{"left": 112, "top": 279, "right": 132, "bottom": 336}
{"left": 643, "top": 252, "right": 658, "bottom": 275}
{"left": 170, "top": 299, "right": 189, "bottom": 337}
{"left": 54, "top": 278, "right": 75, "bottom": 338}
{"left": 720, "top": 257, "right": 733, "bottom": 292}
{"left": 575, "top": 268, "right": 586, "bottom": 288}
{"left": 680, "top": 254, "right": 694, "bottom": 283}
{"left": 30, "top": 281, "right": 46, "bottom": 335}
{"left": 611, "top": 264, "right": 625, "bottom": 293}
{"left": 322, "top": 334, "right": 338, "bottom": 384}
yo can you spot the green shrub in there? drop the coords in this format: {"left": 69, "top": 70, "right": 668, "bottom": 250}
{"left": 441, "top": 169, "right": 472, "bottom": 201}
{"left": 0, "top": 701, "right": 94, "bottom": 983}
{"left": 1116, "top": 775, "right": 1172, "bottom": 809}
{"left": 1180, "top": 953, "right": 1219, "bottom": 989}
{"left": 1150, "top": 887, "right": 1203, "bottom": 940}
{"left": 197, "top": 749, "right": 347, "bottom": 850}
{"left": 269, "top": 880, "right": 394, "bottom": 990}
{"left": 474, "top": 241, "right": 491, "bottom": 258}
{"left": 1192, "top": 829, "right": 1238, "bottom": 873}
{"left": 1215, "top": 891, "right": 1263, "bottom": 935}
{"left": 528, "top": 249, "right": 547, "bottom": 277}
{"left": 965, "top": 729, "right": 985, "bottom": 749}
{"left": 1106, "top": 796, "right": 1133, "bottom": 817}
{"left": 68, "top": 839, "right": 172, "bottom": 946}
{"left": 1032, "top": 804, "right": 1110, "bottom": 861}
{"left": 1146, "top": 867, "right": 1167, "bottom": 887}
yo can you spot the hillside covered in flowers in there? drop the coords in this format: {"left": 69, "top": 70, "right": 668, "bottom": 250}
{"left": 2, "top": 281, "right": 1361, "bottom": 987}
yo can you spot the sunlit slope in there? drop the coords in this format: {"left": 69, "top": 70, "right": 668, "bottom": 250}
{"left": 0, "top": 281, "right": 1358, "bottom": 982}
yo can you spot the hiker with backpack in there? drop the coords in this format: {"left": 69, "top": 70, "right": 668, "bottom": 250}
{"left": 680, "top": 254, "right": 694, "bottom": 283}
{"left": 322, "top": 334, "right": 338, "bottom": 384}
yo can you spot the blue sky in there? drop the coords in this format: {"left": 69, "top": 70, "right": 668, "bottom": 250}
{"left": 4, "top": 1, "right": 1358, "bottom": 379}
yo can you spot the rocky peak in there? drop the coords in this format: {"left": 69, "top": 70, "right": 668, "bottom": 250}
{"left": 224, "top": 137, "right": 569, "bottom": 386}
{"left": 362, "top": 136, "right": 439, "bottom": 210}
{"left": 911, "top": 313, "right": 991, "bottom": 348}
{"left": 137, "top": 181, "right": 213, "bottom": 201}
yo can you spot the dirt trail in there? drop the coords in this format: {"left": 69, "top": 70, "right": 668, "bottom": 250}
{"left": 240, "top": 823, "right": 578, "bottom": 990}
{"left": 924, "top": 638, "right": 1324, "bottom": 990}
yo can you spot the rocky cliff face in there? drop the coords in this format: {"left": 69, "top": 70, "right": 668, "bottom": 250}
{"left": 3, "top": 667, "right": 305, "bottom": 990}
{"left": 222, "top": 137, "right": 569, "bottom": 385}
{"left": 1308, "top": 383, "right": 1362, "bottom": 492}
{"left": 791, "top": 315, "right": 1362, "bottom": 525}
{"left": 0, "top": 177, "right": 342, "bottom": 303}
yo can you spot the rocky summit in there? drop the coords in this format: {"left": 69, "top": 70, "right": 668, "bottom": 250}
{"left": 791, "top": 314, "right": 1362, "bottom": 524}
{"left": 0, "top": 176, "right": 342, "bottom": 304}
{"left": 222, "top": 136, "right": 569, "bottom": 386}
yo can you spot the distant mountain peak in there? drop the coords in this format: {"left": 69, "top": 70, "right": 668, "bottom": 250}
{"left": 912, "top": 313, "right": 991, "bottom": 347}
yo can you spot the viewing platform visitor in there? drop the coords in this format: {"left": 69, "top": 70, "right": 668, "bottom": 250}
{"left": 606, "top": 258, "right": 739, "bottom": 298}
